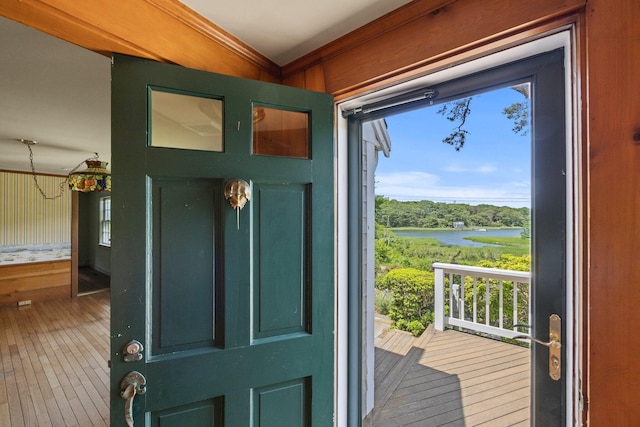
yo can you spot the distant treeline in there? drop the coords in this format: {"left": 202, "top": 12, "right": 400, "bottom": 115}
{"left": 375, "top": 196, "right": 529, "bottom": 228}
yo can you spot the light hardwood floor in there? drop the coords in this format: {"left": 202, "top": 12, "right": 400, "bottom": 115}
{"left": 0, "top": 291, "right": 110, "bottom": 427}
{"left": 367, "top": 325, "right": 530, "bottom": 426}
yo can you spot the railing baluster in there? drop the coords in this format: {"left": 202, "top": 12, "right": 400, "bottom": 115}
{"left": 499, "top": 280, "right": 504, "bottom": 329}
{"left": 472, "top": 277, "right": 477, "bottom": 323}
{"left": 448, "top": 273, "right": 453, "bottom": 318}
{"left": 513, "top": 281, "right": 518, "bottom": 331}
{"left": 485, "top": 276, "right": 490, "bottom": 326}
{"left": 459, "top": 274, "right": 465, "bottom": 321}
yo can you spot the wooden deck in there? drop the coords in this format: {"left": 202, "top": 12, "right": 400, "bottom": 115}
{"left": 367, "top": 324, "right": 530, "bottom": 426}
{"left": 0, "top": 291, "right": 110, "bottom": 426}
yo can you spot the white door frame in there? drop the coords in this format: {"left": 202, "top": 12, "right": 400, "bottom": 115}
{"left": 334, "top": 28, "right": 582, "bottom": 427}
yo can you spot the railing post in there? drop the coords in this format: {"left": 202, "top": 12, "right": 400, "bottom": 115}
{"left": 434, "top": 266, "right": 444, "bottom": 331}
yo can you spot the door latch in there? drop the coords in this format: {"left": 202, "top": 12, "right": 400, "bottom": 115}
{"left": 120, "top": 371, "right": 146, "bottom": 427}
{"left": 514, "top": 313, "right": 561, "bottom": 381}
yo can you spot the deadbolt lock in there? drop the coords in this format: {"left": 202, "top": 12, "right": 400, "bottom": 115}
{"left": 123, "top": 340, "right": 144, "bottom": 362}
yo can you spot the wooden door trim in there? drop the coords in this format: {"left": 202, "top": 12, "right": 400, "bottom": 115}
{"left": 282, "top": 0, "right": 585, "bottom": 97}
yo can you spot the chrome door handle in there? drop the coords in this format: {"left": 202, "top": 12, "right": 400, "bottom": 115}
{"left": 120, "top": 371, "right": 146, "bottom": 427}
{"left": 514, "top": 314, "right": 561, "bottom": 381}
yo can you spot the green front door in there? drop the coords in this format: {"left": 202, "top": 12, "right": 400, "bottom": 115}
{"left": 110, "top": 55, "right": 334, "bottom": 426}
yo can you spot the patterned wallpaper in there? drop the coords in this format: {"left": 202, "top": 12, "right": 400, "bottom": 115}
{"left": 0, "top": 171, "right": 71, "bottom": 246}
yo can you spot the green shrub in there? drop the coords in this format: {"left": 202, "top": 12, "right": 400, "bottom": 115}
{"left": 406, "top": 320, "right": 427, "bottom": 337}
{"left": 377, "top": 268, "right": 434, "bottom": 336}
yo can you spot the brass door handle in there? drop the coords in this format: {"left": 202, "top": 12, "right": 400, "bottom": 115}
{"left": 513, "top": 335, "right": 561, "bottom": 349}
{"left": 514, "top": 314, "right": 561, "bottom": 381}
{"left": 120, "top": 371, "right": 146, "bottom": 427}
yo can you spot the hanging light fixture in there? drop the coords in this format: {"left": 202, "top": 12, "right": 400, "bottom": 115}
{"left": 67, "top": 158, "right": 111, "bottom": 192}
{"left": 19, "top": 138, "right": 111, "bottom": 199}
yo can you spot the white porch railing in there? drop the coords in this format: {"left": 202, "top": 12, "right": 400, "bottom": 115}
{"left": 433, "top": 262, "right": 531, "bottom": 340}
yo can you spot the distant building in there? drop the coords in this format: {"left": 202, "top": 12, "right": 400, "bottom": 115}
{"left": 453, "top": 221, "right": 465, "bottom": 229}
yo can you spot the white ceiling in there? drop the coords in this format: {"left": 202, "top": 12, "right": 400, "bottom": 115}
{"left": 0, "top": 0, "right": 411, "bottom": 176}
{"left": 0, "top": 16, "right": 111, "bottom": 176}
{"left": 179, "top": 0, "right": 412, "bottom": 65}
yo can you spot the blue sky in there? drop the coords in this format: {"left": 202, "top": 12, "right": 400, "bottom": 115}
{"left": 376, "top": 86, "right": 531, "bottom": 208}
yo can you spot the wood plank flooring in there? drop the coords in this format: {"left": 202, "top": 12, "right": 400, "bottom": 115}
{"left": 0, "top": 292, "right": 110, "bottom": 426}
{"left": 367, "top": 326, "right": 530, "bottom": 426}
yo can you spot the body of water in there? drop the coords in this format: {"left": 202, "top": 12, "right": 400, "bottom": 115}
{"left": 393, "top": 228, "right": 524, "bottom": 247}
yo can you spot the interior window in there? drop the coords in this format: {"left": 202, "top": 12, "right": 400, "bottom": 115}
{"left": 99, "top": 196, "right": 111, "bottom": 247}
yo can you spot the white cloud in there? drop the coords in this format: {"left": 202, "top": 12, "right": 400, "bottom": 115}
{"left": 377, "top": 171, "right": 440, "bottom": 186}
{"left": 375, "top": 171, "right": 530, "bottom": 207}
{"left": 477, "top": 165, "right": 498, "bottom": 173}
{"left": 443, "top": 164, "right": 497, "bottom": 174}
{"left": 508, "top": 180, "right": 530, "bottom": 188}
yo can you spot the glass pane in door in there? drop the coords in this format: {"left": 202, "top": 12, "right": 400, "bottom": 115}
{"left": 253, "top": 106, "right": 309, "bottom": 158}
{"left": 150, "top": 89, "right": 223, "bottom": 152}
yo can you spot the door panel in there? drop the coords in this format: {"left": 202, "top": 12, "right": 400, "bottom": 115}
{"left": 253, "top": 183, "right": 309, "bottom": 339}
{"left": 151, "top": 178, "right": 222, "bottom": 353}
{"left": 151, "top": 398, "right": 224, "bottom": 427}
{"left": 254, "top": 378, "right": 310, "bottom": 426}
{"left": 111, "top": 54, "right": 334, "bottom": 426}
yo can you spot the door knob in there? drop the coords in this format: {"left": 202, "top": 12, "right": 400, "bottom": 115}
{"left": 514, "top": 313, "right": 561, "bottom": 381}
{"left": 120, "top": 371, "right": 146, "bottom": 427}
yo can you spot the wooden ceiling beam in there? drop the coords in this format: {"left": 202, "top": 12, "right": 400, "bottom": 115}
{"left": 0, "top": 0, "right": 281, "bottom": 82}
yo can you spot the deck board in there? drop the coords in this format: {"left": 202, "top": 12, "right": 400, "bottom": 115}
{"left": 0, "top": 292, "right": 110, "bottom": 426}
{"left": 368, "top": 326, "right": 531, "bottom": 426}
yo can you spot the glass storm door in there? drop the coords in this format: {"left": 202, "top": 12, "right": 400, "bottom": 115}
{"left": 110, "top": 54, "right": 334, "bottom": 426}
{"left": 349, "top": 48, "right": 568, "bottom": 426}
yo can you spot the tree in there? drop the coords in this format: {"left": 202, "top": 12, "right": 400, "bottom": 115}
{"left": 374, "top": 196, "right": 529, "bottom": 229}
{"left": 502, "top": 84, "right": 530, "bottom": 136}
{"left": 436, "top": 84, "right": 530, "bottom": 150}
{"left": 437, "top": 97, "right": 472, "bottom": 151}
